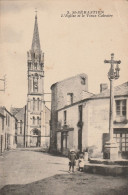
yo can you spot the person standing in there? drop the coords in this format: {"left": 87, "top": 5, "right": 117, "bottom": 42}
{"left": 68, "top": 149, "right": 77, "bottom": 173}
{"left": 78, "top": 152, "right": 84, "bottom": 172}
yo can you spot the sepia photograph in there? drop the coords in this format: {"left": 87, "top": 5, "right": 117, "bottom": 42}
{"left": 0, "top": 0, "right": 128, "bottom": 194}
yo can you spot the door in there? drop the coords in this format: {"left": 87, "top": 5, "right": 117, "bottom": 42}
{"left": 61, "top": 132, "right": 67, "bottom": 153}
{"left": 78, "top": 128, "right": 82, "bottom": 152}
{"left": 30, "top": 129, "right": 41, "bottom": 147}
{"left": 30, "top": 136, "right": 37, "bottom": 147}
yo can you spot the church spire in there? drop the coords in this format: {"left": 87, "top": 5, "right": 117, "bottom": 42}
{"left": 31, "top": 12, "right": 41, "bottom": 52}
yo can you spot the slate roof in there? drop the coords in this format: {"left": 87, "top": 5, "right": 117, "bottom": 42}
{"left": 57, "top": 81, "right": 128, "bottom": 111}
{"left": 31, "top": 14, "right": 41, "bottom": 52}
{"left": 91, "top": 81, "right": 128, "bottom": 99}
{"left": 0, "top": 109, "right": 5, "bottom": 117}
{"left": 15, "top": 107, "right": 26, "bottom": 121}
{"left": 0, "top": 106, "right": 12, "bottom": 116}
{"left": 82, "top": 91, "right": 94, "bottom": 99}
{"left": 0, "top": 107, "right": 4, "bottom": 115}
{"left": 10, "top": 107, "right": 23, "bottom": 116}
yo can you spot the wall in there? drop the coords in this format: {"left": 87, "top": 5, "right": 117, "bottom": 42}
{"left": 51, "top": 73, "right": 88, "bottom": 111}
{"left": 40, "top": 105, "right": 50, "bottom": 148}
{"left": 57, "top": 96, "right": 128, "bottom": 157}
{"left": 0, "top": 108, "right": 17, "bottom": 151}
{"left": 50, "top": 73, "right": 88, "bottom": 151}
{"left": 87, "top": 98, "right": 109, "bottom": 155}
{"left": 87, "top": 97, "right": 128, "bottom": 157}
{"left": 0, "top": 116, "right": 4, "bottom": 154}
{"left": 15, "top": 106, "right": 26, "bottom": 147}
{"left": 57, "top": 102, "right": 87, "bottom": 152}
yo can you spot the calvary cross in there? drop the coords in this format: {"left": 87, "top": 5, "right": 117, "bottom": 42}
{"left": 104, "top": 53, "right": 121, "bottom": 80}
{"left": 104, "top": 53, "right": 121, "bottom": 67}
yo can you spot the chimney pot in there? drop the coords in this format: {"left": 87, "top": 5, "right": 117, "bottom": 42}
{"left": 100, "top": 83, "right": 108, "bottom": 93}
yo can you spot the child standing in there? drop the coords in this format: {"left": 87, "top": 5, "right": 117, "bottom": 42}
{"left": 78, "top": 152, "right": 84, "bottom": 172}
{"left": 68, "top": 149, "right": 77, "bottom": 173}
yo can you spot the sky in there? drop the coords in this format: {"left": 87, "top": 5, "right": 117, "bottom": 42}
{"left": 0, "top": 0, "right": 128, "bottom": 110}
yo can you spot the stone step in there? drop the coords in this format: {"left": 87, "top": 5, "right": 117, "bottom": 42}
{"left": 84, "top": 162, "right": 128, "bottom": 176}
{"left": 89, "top": 158, "right": 128, "bottom": 166}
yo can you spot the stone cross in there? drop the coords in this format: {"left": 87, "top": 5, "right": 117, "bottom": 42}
{"left": 104, "top": 53, "right": 121, "bottom": 160}
{"left": 104, "top": 53, "right": 121, "bottom": 80}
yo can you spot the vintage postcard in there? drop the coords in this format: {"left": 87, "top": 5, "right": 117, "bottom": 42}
{"left": 0, "top": 0, "right": 128, "bottom": 194}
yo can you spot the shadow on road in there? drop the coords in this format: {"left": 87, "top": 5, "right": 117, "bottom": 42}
{"left": 0, "top": 173, "right": 128, "bottom": 195}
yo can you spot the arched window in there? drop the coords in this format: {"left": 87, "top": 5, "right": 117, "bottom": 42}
{"left": 37, "top": 98, "right": 40, "bottom": 110}
{"left": 34, "top": 62, "right": 37, "bottom": 69}
{"left": 40, "top": 63, "right": 43, "bottom": 70}
{"left": 33, "top": 98, "right": 35, "bottom": 111}
{"left": 33, "top": 116, "right": 35, "bottom": 125}
{"left": 37, "top": 117, "right": 40, "bottom": 125}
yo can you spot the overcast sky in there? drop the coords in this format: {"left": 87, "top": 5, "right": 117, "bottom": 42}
{"left": 0, "top": 0, "right": 128, "bottom": 109}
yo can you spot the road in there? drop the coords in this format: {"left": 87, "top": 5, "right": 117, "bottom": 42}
{"left": 0, "top": 148, "right": 68, "bottom": 188}
{"left": 0, "top": 149, "right": 128, "bottom": 195}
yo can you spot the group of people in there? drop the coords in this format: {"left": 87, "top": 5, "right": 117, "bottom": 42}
{"left": 68, "top": 149, "right": 85, "bottom": 173}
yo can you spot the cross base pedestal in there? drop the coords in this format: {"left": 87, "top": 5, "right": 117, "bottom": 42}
{"left": 103, "top": 140, "right": 119, "bottom": 160}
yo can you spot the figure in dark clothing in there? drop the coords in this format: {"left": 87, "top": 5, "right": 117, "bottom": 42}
{"left": 68, "top": 149, "right": 77, "bottom": 173}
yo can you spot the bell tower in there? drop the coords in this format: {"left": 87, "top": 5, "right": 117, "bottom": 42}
{"left": 26, "top": 13, "right": 45, "bottom": 147}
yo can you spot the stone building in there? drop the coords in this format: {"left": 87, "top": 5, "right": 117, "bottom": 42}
{"left": 0, "top": 107, "right": 17, "bottom": 152}
{"left": 10, "top": 106, "right": 26, "bottom": 147}
{"left": 10, "top": 14, "right": 50, "bottom": 148}
{"left": 0, "top": 111, "right": 5, "bottom": 154}
{"left": 25, "top": 14, "right": 50, "bottom": 147}
{"left": 50, "top": 73, "right": 88, "bottom": 151}
{"left": 51, "top": 75, "right": 128, "bottom": 159}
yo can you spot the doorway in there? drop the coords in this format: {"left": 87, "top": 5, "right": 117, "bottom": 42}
{"left": 30, "top": 129, "right": 41, "bottom": 147}
{"left": 78, "top": 128, "right": 82, "bottom": 152}
{"left": 61, "top": 131, "right": 68, "bottom": 154}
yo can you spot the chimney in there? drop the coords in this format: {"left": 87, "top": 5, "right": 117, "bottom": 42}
{"left": 100, "top": 83, "right": 108, "bottom": 93}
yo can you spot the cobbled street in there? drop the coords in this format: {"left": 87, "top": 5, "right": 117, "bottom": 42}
{"left": 0, "top": 149, "right": 128, "bottom": 195}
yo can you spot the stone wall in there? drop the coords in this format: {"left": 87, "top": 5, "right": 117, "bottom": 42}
{"left": 50, "top": 73, "right": 88, "bottom": 151}
{"left": 87, "top": 98, "right": 109, "bottom": 156}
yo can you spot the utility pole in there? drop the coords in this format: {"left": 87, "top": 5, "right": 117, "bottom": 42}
{"left": 104, "top": 53, "right": 121, "bottom": 160}
{"left": 0, "top": 75, "right": 6, "bottom": 92}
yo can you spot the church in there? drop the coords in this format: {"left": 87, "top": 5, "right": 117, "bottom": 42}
{"left": 11, "top": 14, "right": 50, "bottom": 148}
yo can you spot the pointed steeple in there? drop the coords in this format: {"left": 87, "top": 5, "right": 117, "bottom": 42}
{"left": 31, "top": 13, "right": 41, "bottom": 52}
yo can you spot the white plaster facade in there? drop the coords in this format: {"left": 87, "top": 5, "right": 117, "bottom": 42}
{"left": 56, "top": 82, "right": 128, "bottom": 158}
{"left": 0, "top": 107, "right": 17, "bottom": 151}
